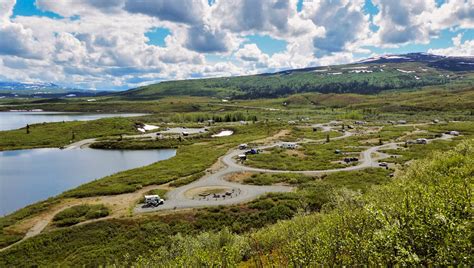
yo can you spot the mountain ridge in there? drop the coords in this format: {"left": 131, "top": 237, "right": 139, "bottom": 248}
{"left": 118, "top": 53, "right": 474, "bottom": 100}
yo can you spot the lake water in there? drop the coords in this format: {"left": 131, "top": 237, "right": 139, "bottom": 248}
{"left": 0, "top": 111, "right": 146, "bottom": 131}
{"left": 0, "top": 148, "right": 176, "bottom": 215}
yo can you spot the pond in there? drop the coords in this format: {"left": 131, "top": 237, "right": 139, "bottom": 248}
{"left": 0, "top": 148, "right": 176, "bottom": 215}
{"left": 0, "top": 111, "right": 146, "bottom": 131}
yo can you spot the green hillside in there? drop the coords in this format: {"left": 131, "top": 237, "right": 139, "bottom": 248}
{"left": 118, "top": 54, "right": 473, "bottom": 100}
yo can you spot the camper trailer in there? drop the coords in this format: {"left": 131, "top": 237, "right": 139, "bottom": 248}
{"left": 238, "top": 154, "right": 247, "bottom": 161}
{"left": 280, "top": 142, "right": 298, "bottom": 149}
{"left": 143, "top": 195, "right": 164, "bottom": 207}
{"left": 416, "top": 138, "right": 428, "bottom": 144}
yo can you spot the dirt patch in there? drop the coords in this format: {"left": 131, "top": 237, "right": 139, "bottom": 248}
{"left": 254, "top": 129, "right": 291, "bottom": 144}
{"left": 225, "top": 172, "right": 253, "bottom": 183}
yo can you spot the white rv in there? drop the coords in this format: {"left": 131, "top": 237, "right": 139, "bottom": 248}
{"left": 280, "top": 142, "right": 298, "bottom": 149}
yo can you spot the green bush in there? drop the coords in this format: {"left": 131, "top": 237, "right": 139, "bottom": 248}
{"left": 136, "top": 139, "right": 474, "bottom": 266}
{"left": 54, "top": 218, "right": 81, "bottom": 227}
{"left": 52, "top": 204, "right": 109, "bottom": 227}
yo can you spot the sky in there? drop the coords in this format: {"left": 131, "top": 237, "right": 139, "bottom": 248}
{"left": 0, "top": 0, "right": 472, "bottom": 90}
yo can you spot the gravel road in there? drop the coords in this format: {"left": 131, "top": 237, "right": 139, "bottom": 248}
{"left": 135, "top": 128, "right": 454, "bottom": 213}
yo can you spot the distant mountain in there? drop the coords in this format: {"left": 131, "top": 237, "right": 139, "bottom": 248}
{"left": 0, "top": 81, "right": 64, "bottom": 91}
{"left": 117, "top": 53, "right": 474, "bottom": 100}
{"left": 357, "top": 53, "right": 474, "bottom": 72}
{"left": 0, "top": 81, "right": 110, "bottom": 98}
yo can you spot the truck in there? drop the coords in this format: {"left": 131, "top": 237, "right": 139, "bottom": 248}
{"left": 143, "top": 195, "right": 164, "bottom": 208}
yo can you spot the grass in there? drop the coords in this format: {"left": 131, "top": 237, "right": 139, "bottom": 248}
{"left": 53, "top": 204, "right": 109, "bottom": 227}
{"left": 127, "top": 139, "right": 473, "bottom": 267}
{"left": 0, "top": 198, "right": 59, "bottom": 248}
{"left": 382, "top": 140, "right": 462, "bottom": 164}
{"left": 65, "top": 122, "right": 278, "bottom": 197}
{"left": 0, "top": 117, "right": 139, "bottom": 151}
{"left": 0, "top": 122, "right": 281, "bottom": 248}
{"left": 169, "top": 172, "right": 206, "bottom": 187}
{"left": 0, "top": 135, "right": 470, "bottom": 266}
{"left": 0, "top": 167, "right": 394, "bottom": 266}
{"left": 281, "top": 126, "right": 343, "bottom": 142}
{"left": 246, "top": 137, "right": 364, "bottom": 171}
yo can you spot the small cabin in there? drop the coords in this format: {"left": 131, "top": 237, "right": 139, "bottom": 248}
{"left": 281, "top": 142, "right": 298, "bottom": 149}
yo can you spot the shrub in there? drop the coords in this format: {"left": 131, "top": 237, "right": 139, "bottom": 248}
{"left": 53, "top": 204, "right": 109, "bottom": 227}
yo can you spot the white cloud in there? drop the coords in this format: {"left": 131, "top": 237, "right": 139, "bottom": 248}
{"left": 235, "top": 44, "right": 268, "bottom": 62}
{"left": 35, "top": 0, "right": 125, "bottom": 17}
{"left": 0, "top": 0, "right": 15, "bottom": 22}
{"left": 428, "top": 33, "right": 474, "bottom": 56}
{"left": 371, "top": 0, "right": 473, "bottom": 46}
{"left": 372, "top": 0, "right": 436, "bottom": 45}
{"left": 124, "top": 0, "right": 207, "bottom": 24}
{"left": 302, "top": 0, "right": 371, "bottom": 56}
{"left": 430, "top": 0, "right": 474, "bottom": 30}
{"left": 0, "top": 0, "right": 472, "bottom": 90}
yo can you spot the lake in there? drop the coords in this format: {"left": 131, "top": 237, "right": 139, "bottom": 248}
{"left": 0, "top": 111, "right": 146, "bottom": 131}
{"left": 0, "top": 148, "right": 176, "bottom": 215}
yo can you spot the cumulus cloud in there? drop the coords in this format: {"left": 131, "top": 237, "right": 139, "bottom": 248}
{"left": 0, "top": 0, "right": 472, "bottom": 90}
{"left": 372, "top": 0, "right": 436, "bottom": 44}
{"left": 0, "top": 0, "right": 15, "bottom": 22}
{"left": 428, "top": 33, "right": 474, "bottom": 56}
{"left": 431, "top": 0, "right": 474, "bottom": 29}
{"left": 0, "top": 1, "right": 45, "bottom": 59}
{"left": 235, "top": 44, "right": 268, "bottom": 62}
{"left": 302, "top": 0, "right": 370, "bottom": 56}
{"left": 371, "top": 0, "right": 473, "bottom": 46}
{"left": 124, "top": 0, "right": 207, "bottom": 24}
{"left": 185, "top": 24, "right": 233, "bottom": 53}
{"left": 212, "top": 0, "right": 319, "bottom": 39}
{"left": 36, "top": 0, "right": 125, "bottom": 17}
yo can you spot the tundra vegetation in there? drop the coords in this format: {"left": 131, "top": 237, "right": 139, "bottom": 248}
{"left": 0, "top": 59, "right": 472, "bottom": 265}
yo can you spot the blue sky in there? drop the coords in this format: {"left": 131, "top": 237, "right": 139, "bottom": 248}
{"left": 0, "top": 0, "right": 472, "bottom": 90}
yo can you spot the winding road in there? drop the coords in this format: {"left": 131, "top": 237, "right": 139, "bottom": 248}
{"left": 1, "top": 122, "right": 454, "bottom": 251}
{"left": 134, "top": 125, "right": 417, "bottom": 213}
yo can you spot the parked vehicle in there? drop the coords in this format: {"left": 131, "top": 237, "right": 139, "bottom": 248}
{"left": 379, "top": 162, "right": 388, "bottom": 167}
{"left": 245, "top": 149, "right": 259, "bottom": 155}
{"left": 280, "top": 142, "right": 298, "bottom": 149}
{"left": 343, "top": 157, "right": 358, "bottom": 163}
{"left": 239, "top": 143, "right": 248, "bottom": 150}
{"left": 416, "top": 138, "right": 428, "bottom": 144}
{"left": 142, "top": 195, "right": 164, "bottom": 208}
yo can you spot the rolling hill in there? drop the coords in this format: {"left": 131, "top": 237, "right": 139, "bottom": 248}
{"left": 118, "top": 53, "right": 474, "bottom": 100}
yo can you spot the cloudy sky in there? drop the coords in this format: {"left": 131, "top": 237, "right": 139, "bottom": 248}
{"left": 0, "top": 0, "right": 473, "bottom": 90}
